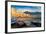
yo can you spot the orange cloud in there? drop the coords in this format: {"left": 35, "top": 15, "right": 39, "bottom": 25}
{"left": 11, "top": 8, "right": 32, "bottom": 18}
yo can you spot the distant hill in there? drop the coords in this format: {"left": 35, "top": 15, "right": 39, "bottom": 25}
{"left": 24, "top": 11, "right": 41, "bottom": 15}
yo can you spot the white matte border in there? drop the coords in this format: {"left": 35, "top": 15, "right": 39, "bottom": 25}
{"left": 7, "top": 2, "right": 44, "bottom": 32}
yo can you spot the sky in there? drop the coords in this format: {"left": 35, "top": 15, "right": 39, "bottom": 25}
{"left": 11, "top": 5, "right": 41, "bottom": 12}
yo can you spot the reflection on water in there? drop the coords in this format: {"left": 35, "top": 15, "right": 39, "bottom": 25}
{"left": 11, "top": 12, "right": 41, "bottom": 28}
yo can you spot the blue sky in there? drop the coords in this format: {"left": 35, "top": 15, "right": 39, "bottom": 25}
{"left": 11, "top": 5, "right": 41, "bottom": 12}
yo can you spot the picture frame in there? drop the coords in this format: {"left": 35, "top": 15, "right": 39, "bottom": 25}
{"left": 5, "top": 1, "right": 45, "bottom": 33}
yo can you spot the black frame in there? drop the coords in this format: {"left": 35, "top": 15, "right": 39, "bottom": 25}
{"left": 5, "top": 1, "right": 45, "bottom": 33}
